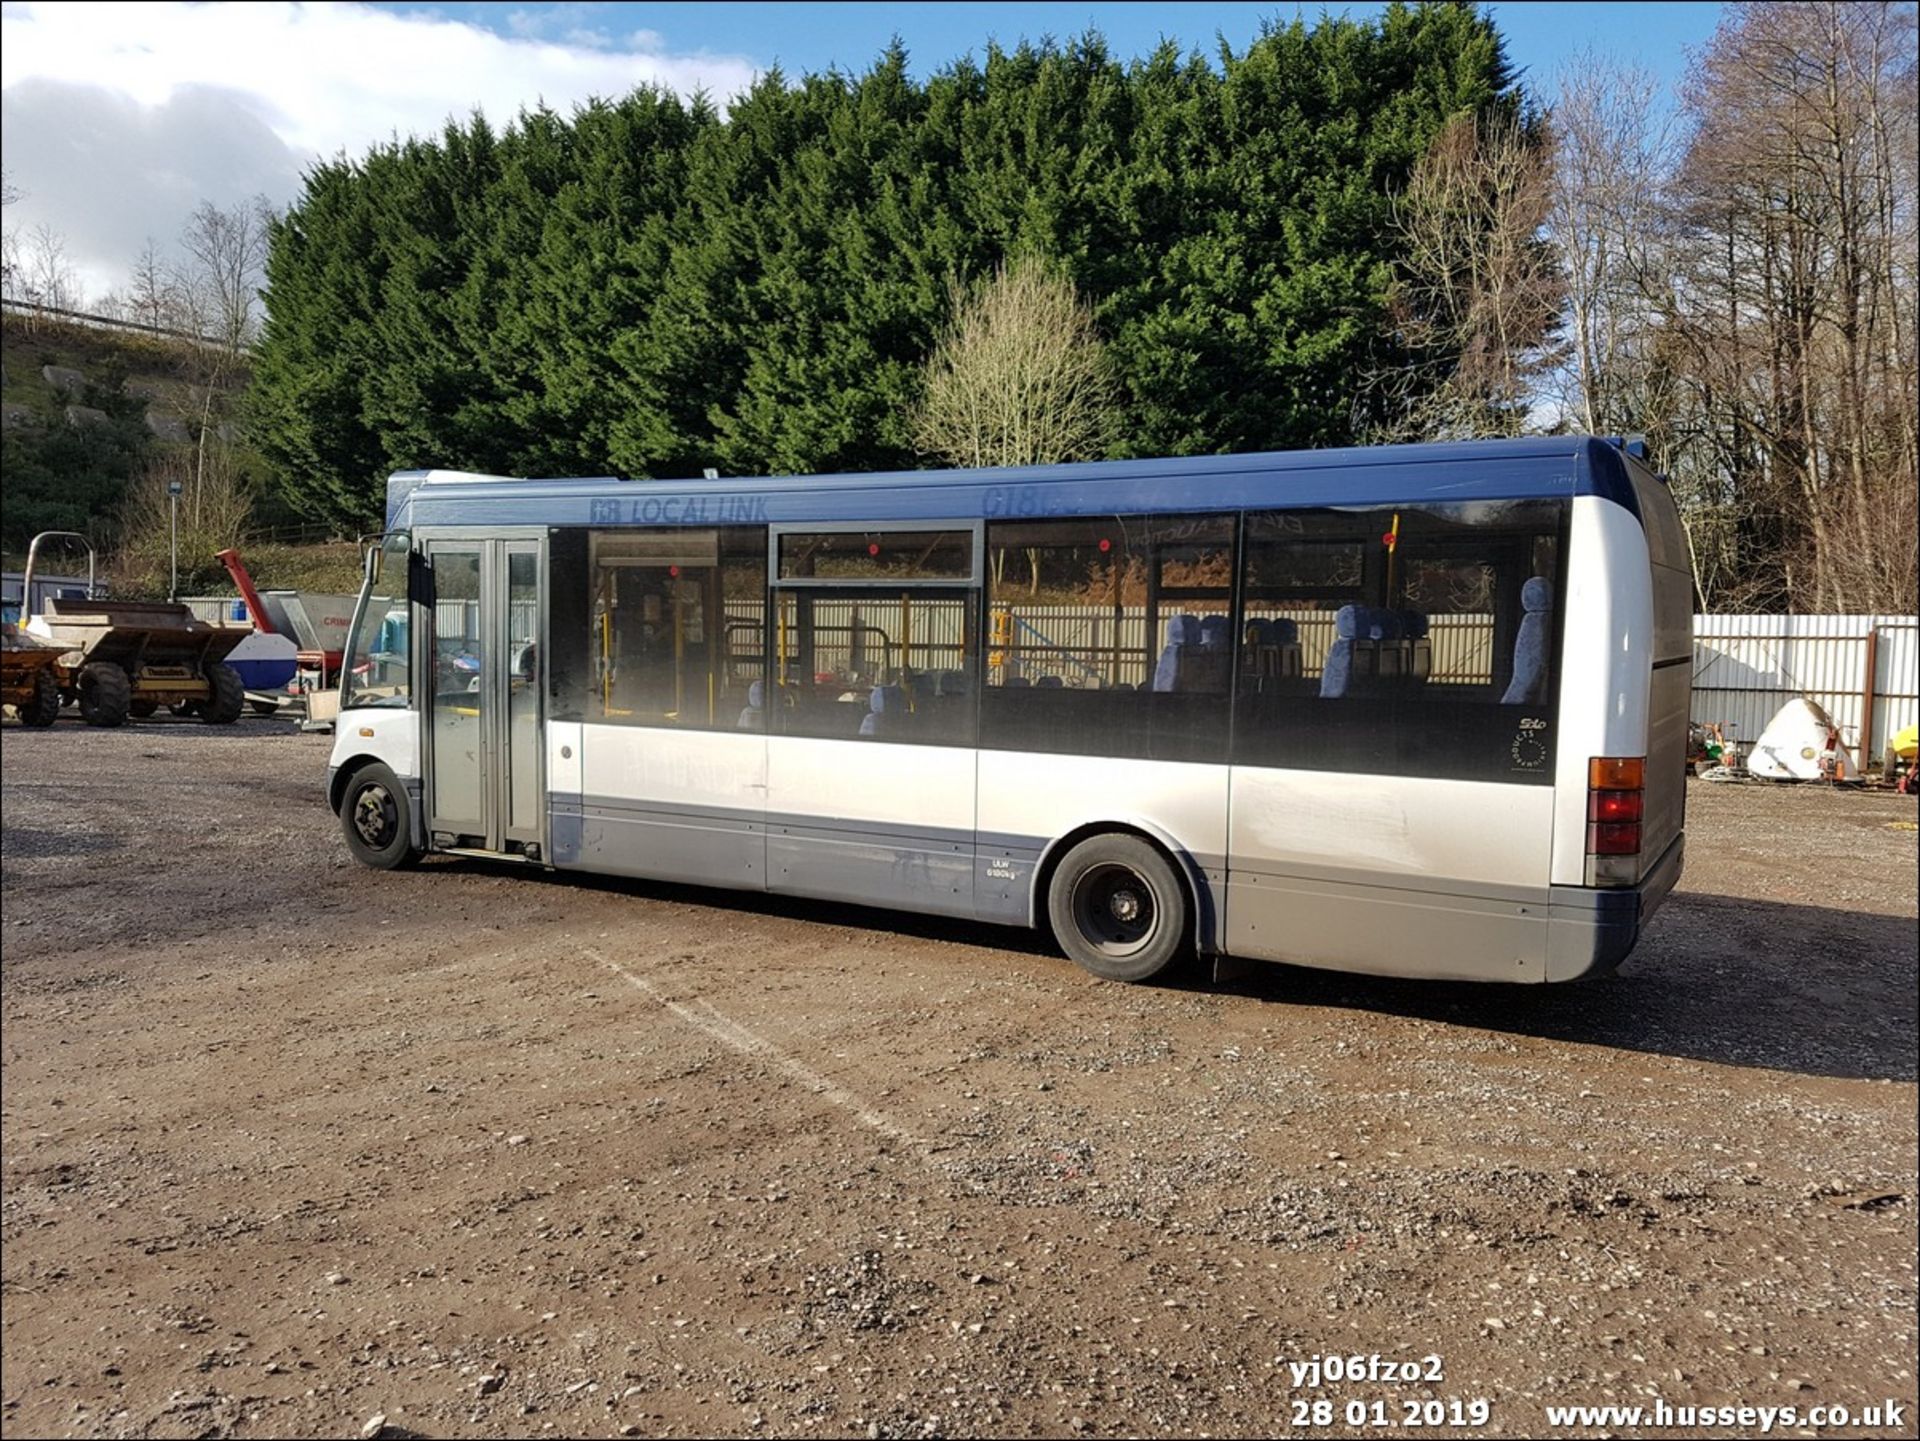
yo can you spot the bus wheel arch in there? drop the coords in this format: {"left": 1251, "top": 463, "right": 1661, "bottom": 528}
{"left": 1034, "top": 823, "right": 1208, "bottom": 982}
{"left": 327, "top": 756, "right": 369, "bottom": 814}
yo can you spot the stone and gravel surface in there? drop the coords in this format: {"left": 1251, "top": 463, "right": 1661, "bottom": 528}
{"left": 1, "top": 718, "right": 1915, "bottom": 1439}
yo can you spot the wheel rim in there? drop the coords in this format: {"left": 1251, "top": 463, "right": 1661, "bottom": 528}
{"left": 352, "top": 783, "right": 398, "bottom": 848}
{"left": 1070, "top": 862, "right": 1159, "bottom": 957}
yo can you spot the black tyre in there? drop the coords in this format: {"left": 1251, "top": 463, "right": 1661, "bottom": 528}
{"left": 77, "top": 662, "right": 131, "bottom": 728}
{"left": 129, "top": 699, "right": 158, "bottom": 718}
{"left": 250, "top": 698, "right": 280, "bottom": 717}
{"left": 339, "top": 762, "right": 419, "bottom": 870}
{"left": 17, "top": 669, "right": 61, "bottom": 727}
{"left": 1046, "top": 832, "right": 1190, "bottom": 983}
{"left": 201, "top": 662, "right": 245, "bottom": 724}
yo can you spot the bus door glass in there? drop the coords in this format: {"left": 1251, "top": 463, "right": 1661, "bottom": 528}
{"left": 425, "top": 537, "right": 545, "bottom": 855}
{"left": 427, "top": 543, "right": 486, "bottom": 844}
{"left": 505, "top": 547, "right": 542, "bottom": 841}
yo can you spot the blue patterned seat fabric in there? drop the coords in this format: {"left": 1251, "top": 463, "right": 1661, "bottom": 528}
{"left": 1500, "top": 576, "right": 1554, "bottom": 705}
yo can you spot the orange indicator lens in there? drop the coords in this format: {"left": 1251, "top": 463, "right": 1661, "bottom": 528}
{"left": 1588, "top": 756, "right": 1645, "bottom": 790}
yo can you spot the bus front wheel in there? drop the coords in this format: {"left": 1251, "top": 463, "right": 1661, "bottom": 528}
{"left": 1047, "top": 833, "right": 1188, "bottom": 983}
{"left": 339, "top": 762, "right": 420, "bottom": 870}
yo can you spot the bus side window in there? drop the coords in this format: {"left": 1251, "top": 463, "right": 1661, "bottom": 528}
{"left": 771, "top": 588, "right": 977, "bottom": 746}
{"left": 1241, "top": 513, "right": 1369, "bottom": 699}
{"left": 1233, "top": 501, "right": 1567, "bottom": 784}
{"left": 578, "top": 527, "right": 767, "bottom": 731}
{"left": 979, "top": 515, "right": 1231, "bottom": 763}
{"left": 547, "top": 528, "right": 591, "bottom": 721}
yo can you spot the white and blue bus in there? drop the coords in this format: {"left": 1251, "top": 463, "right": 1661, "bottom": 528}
{"left": 327, "top": 436, "right": 1689, "bottom": 984}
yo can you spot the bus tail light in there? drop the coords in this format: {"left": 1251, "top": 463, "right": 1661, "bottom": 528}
{"left": 1587, "top": 789, "right": 1643, "bottom": 822}
{"left": 1587, "top": 756, "right": 1645, "bottom": 884}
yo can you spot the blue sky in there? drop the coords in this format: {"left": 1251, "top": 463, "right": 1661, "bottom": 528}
{"left": 418, "top": 1, "right": 1725, "bottom": 97}
{"left": 2, "top": 1, "right": 1724, "bottom": 301}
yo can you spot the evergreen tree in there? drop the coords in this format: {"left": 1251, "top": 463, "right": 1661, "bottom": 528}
{"left": 247, "top": 2, "right": 1536, "bottom": 529}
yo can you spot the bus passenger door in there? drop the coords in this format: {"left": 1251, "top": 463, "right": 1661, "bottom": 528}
{"left": 424, "top": 536, "right": 546, "bottom": 858}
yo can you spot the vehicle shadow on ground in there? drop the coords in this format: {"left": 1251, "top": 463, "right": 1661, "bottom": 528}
{"left": 449, "top": 860, "right": 1917, "bottom": 1085}
{"left": 1194, "top": 891, "right": 1919, "bottom": 1084}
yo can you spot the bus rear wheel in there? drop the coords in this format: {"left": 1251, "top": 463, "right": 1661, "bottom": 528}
{"left": 1047, "top": 833, "right": 1188, "bottom": 983}
{"left": 339, "top": 762, "right": 420, "bottom": 870}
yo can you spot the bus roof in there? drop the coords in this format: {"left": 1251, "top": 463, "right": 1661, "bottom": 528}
{"left": 388, "top": 435, "right": 1653, "bottom": 531}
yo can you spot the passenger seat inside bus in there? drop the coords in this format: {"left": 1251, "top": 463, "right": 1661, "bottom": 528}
{"left": 860, "top": 684, "right": 908, "bottom": 737}
{"left": 1152, "top": 615, "right": 1201, "bottom": 691}
{"left": 1243, "top": 618, "right": 1303, "bottom": 685}
{"left": 914, "top": 669, "right": 971, "bottom": 741}
{"left": 1402, "top": 611, "right": 1432, "bottom": 681}
{"left": 1320, "top": 606, "right": 1431, "bottom": 698}
{"left": 1153, "top": 614, "right": 1232, "bottom": 693}
{"left": 1500, "top": 576, "right": 1554, "bottom": 704}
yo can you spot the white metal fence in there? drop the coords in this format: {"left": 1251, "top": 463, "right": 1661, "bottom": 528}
{"left": 1692, "top": 614, "right": 1918, "bottom": 770}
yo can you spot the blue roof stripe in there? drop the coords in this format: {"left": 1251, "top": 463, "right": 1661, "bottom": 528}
{"left": 391, "top": 436, "right": 1644, "bottom": 530}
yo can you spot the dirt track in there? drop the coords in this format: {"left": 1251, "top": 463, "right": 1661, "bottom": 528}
{"left": 2, "top": 718, "right": 1916, "bottom": 1440}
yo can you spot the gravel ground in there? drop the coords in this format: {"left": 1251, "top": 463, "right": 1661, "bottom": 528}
{"left": 1, "top": 717, "right": 1915, "bottom": 1440}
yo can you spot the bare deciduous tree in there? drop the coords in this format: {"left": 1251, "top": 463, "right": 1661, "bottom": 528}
{"left": 179, "top": 196, "right": 274, "bottom": 354}
{"left": 1669, "top": 0, "right": 1916, "bottom": 611}
{"left": 127, "top": 236, "right": 183, "bottom": 333}
{"left": 1543, "top": 5, "right": 1916, "bottom": 613}
{"left": 1544, "top": 53, "right": 1677, "bottom": 437}
{"left": 0, "top": 169, "right": 20, "bottom": 302}
{"left": 0, "top": 229, "right": 19, "bottom": 306}
{"left": 159, "top": 199, "right": 275, "bottom": 516}
{"left": 1370, "top": 111, "right": 1565, "bottom": 440}
{"left": 913, "top": 254, "right": 1120, "bottom": 470}
{"left": 21, "top": 222, "right": 83, "bottom": 313}
{"left": 114, "top": 443, "right": 256, "bottom": 598}
{"left": 1540, "top": 53, "right": 1736, "bottom": 606}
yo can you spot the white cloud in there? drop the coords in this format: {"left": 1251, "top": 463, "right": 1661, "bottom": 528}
{"left": 0, "top": 1, "right": 760, "bottom": 302}
{"left": 505, "top": 4, "right": 616, "bottom": 48}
